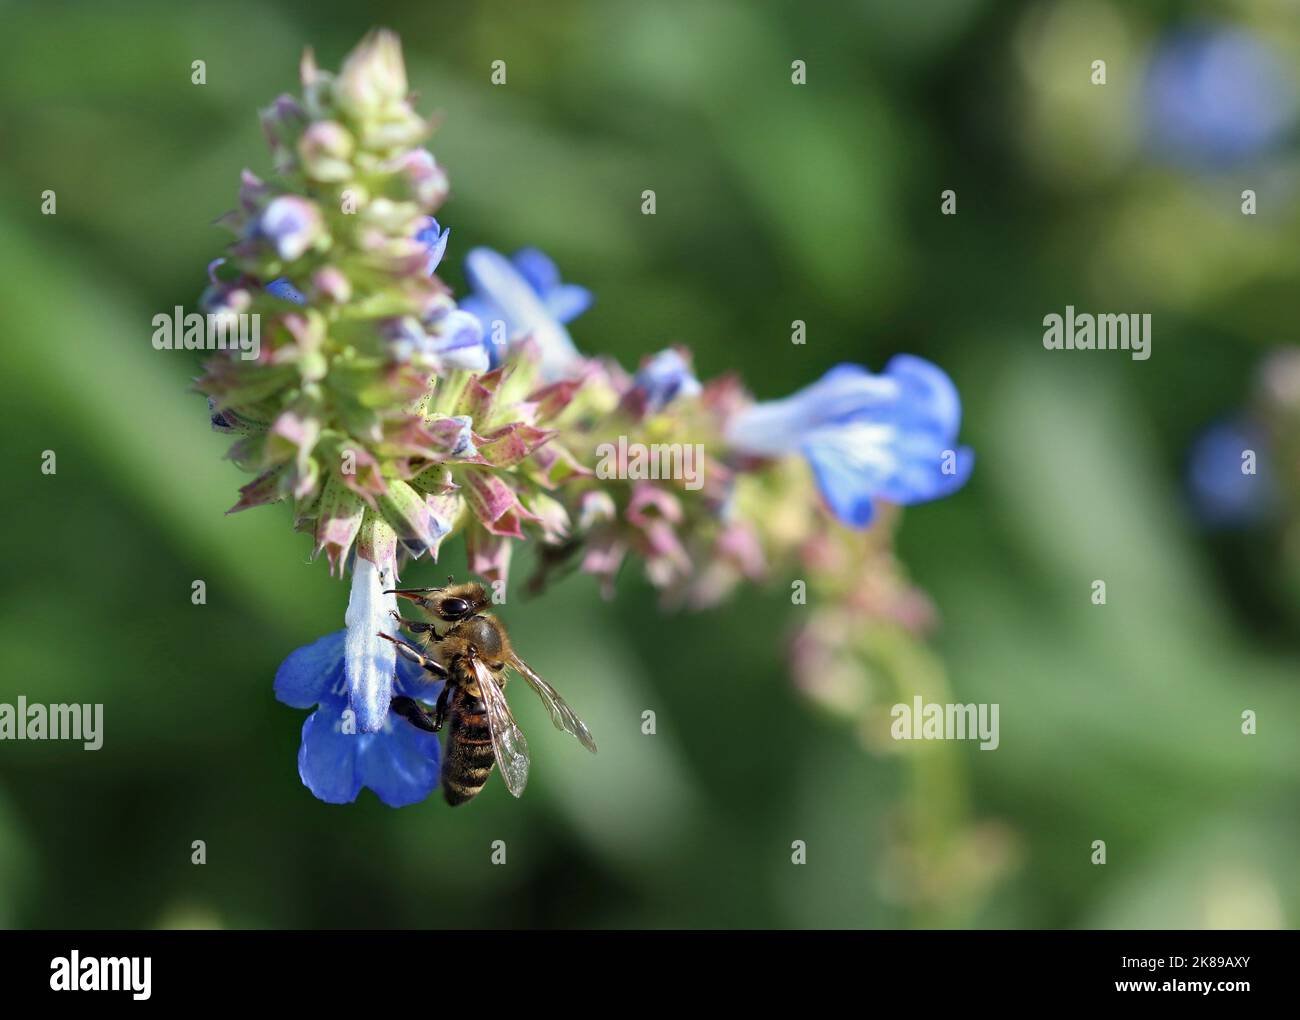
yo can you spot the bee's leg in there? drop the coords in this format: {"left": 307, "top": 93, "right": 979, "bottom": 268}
{"left": 378, "top": 633, "right": 448, "bottom": 680}
{"left": 390, "top": 611, "right": 439, "bottom": 642}
{"left": 391, "top": 681, "right": 452, "bottom": 733}
{"left": 391, "top": 695, "right": 441, "bottom": 733}
{"left": 433, "top": 682, "right": 451, "bottom": 730}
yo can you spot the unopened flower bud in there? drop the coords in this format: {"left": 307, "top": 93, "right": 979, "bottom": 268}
{"left": 390, "top": 149, "right": 449, "bottom": 209}
{"left": 314, "top": 476, "right": 366, "bottom": 575}
{"left": 311, "top": 265, "right": 352, "bottom": 304}
{"left": 377, "top": 479, "right": 447, "bottom": 556}
{"left": 298, "top": 121, "right": 355, "bottom": 182}
{"left": 334, "top": 28, "right": 409, "bottom": 121}
{"left": 260, "top": 196, "right": 323, "bottom": 261}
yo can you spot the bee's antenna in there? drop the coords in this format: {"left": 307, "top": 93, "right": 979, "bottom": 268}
{"left": 384, "top": 586, "right": 443, "bottom": 595}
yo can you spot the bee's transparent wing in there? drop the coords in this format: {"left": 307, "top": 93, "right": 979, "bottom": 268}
{"left": 473, "top": 658, "right": 530, "bottom": 798}
{"left": 509, "top": 654, "right": 598, "bottom": 753}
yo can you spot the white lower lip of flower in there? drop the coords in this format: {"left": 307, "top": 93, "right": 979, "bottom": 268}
{"left": 441, "top": 344, "right": 490, "bottom": 373}
{"left": 465, "top": 247, "right": 582, "bottom": 379}
{"left": 725, "top": 377, "right": 901, "bottom": 456}
{"left": 344, "top": 552, "right": 399, "bottom": 733}
{"left": 530, "top": 319, "right": 582, "bottom": 379}
{"left": 805, "top": 422, "right": 898, "bottom": 471}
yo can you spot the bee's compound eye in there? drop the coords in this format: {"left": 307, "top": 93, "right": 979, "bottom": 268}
{"left": 440, "top": 597, "right": 470, "bottom": 620}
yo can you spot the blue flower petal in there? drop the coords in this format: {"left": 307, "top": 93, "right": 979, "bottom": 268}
{"left": 279, "top": 624, "right": 445, "bottom": 807}
{"left": 417, "top": 217, "right": 450, "bottom": 275}
{"left": 802, "top": 421, "right": 975, "bottom": 528}
{"left": 426, "top": 310, "right": 483, "bottom": 352}
{"left": 545, "top": 284, "right": 594, "bottom": 324}
{"left": 724, "top": 363, "right": 895, "bottom": 455}
{"left": 883, "top": 354, "right": 962, "bottom": 442}
{"left": 464, "top": 248, "right": 556, "bottom": 330}
{"left": 462, "top": 246, "right": 587, "bottom": 378}
{"left": 266, "top": 278, "right": 307, "bottom": 305}
{"left": 259, "top": 196, "right": 320, "bottom": 261}
{"left": 1187, "top": 418, "right": 1274, "bottom": 527}
{"left": 875, "top": 440, "right": 975, "bottom": 506}
{"left": 426, "top": 309, "right": 489, "bottom": 372}
{"left": 1144, "top": 25, "right": 1297, "bottom": 168}
{"left": 802, "top": 426, "right": 896, "bottom": 527}
{"left": 511, "top": 247, "right": 560, "bottom": 295}
{"left": 297, "top": 706, "right": 365, "bottom": 804}
{"left": 633, "top": 348, "right": 702, "bottom": 412}
{"left": 357, "top": 717, "right": 442, "bottom": 807}
{"left": 803, "top": 422, "right": 974, "bottom": 527}
{"left": 274, "top": 630, "right": 346, "bottom": 709}
{"left": 457, "top": 295, "right": 498, "bottom": 328}
{"left": 808, "top": 364, "right": 894, "bottom": 425}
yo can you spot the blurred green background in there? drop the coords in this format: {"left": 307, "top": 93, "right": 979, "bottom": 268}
{"left": 1, "top": 0, "right": 1298, "bottom": 929}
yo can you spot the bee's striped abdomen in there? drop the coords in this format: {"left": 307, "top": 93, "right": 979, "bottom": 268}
{"left": 442, "top": 687, "right": 496, "bottom": 806}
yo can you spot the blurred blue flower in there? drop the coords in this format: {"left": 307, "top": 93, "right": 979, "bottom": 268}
{"left": 425, "top": 308, "right": 489, "bottom": 372}
{"left": 384, "top": 310, "right": 488, "bottom": 372}
{"left": 725, "top": 355, "right": 973, "bottom": 528}
{"left": 418, "top": 219, "right": 493, "bottom": 370}
{"left": 266, "top": 278, "right": 306, "bottom": 304}
{"left": 416, "top": 216, "right": 450, "bottom": 275}
{"left": 259, "top": 195, "right": 322, "bottom": 260}
{"left": 1144, "top": 25, "right": 1297, "bottom": 167}
{"left": 633, "top": 348, "right": 702, "bottom": 412}
{"left": 460, "top": 247, "right": 592, "bottom": 379}
{"left": 1186, "top": 417, "right": 1274, "bottom": 527}
{"left": 275, "top": 629, "right": 443, "bottom": 806}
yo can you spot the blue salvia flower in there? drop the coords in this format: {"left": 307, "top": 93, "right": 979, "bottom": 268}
{"left": 265, "top": 278, "right": 306, "bottom": 304}
{"left": 1144, "top": 24, "right": 1297, "bottom": 168}
{"left": 416, "top": 218, "right": 493, "bottom": 371}
{"left": 633, "top": 348, "right": 702, "bottom": 412}
{"left": 725, "top": 355, "right": 973, "bottom": 527}
{"left": 459, "top": 247, "right": 592, "bottom": 379}
{"left": 1186, "top": 417, "right": 1274, "bottom": 527}
{"left": 424, "top": 308, "right": 489, "bottom": 372}
{"left": 274, "top": 629, "right": 443, "bottom": 806}
{"left": 383, "top": 310, "right": 488, "bottom": 372}
{"left": 258, "top": 195, "right": 323, "bottom": 260}
{"left": 416, "top": 216, "right": 451, "bottom": 275}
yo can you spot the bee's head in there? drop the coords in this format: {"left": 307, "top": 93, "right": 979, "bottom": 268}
{"left": 386, "top": 579, "right": 490, "bottom": 624}
{"left": 431, "top": 582, "right": 490, "bottom": 622}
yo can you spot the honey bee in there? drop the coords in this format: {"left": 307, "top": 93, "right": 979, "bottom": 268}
{"left": 378, "top": 581, "right": 597, "bottom": 805}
